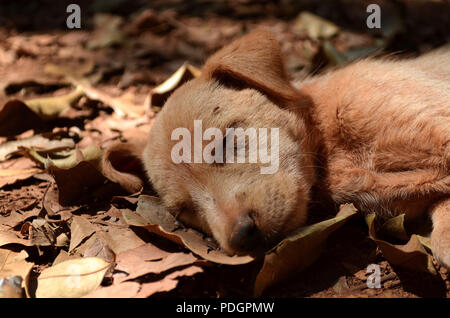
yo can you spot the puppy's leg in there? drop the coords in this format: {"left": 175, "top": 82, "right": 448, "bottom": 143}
{"left": 430, "top": 197, "right": 450, "bottom": 269}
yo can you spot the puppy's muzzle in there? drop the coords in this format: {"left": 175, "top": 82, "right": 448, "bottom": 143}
{"left": 229, "top": 213, "right": 263, "bottom": 254}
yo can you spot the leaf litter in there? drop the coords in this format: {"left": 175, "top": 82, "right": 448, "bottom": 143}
{"left": 0, "top": 1, "right": 448, "bottom": 298}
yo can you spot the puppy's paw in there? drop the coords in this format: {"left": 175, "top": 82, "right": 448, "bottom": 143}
{"left": 430, "top": 198, "right": 450, "bottom": 269}
{"left": 431, "top": 229, "right": 450, "bottom": 270}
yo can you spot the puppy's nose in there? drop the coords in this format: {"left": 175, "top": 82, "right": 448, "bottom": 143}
{"left": 229, "top": 214, "right": 262, "bottom": 253}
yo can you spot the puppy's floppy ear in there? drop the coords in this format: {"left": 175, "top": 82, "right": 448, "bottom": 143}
{"left": 202, "top": 30, "right": 300, "bottom": 102}
{"left": 102, "top": 141, "right": 147, "bottom": 194}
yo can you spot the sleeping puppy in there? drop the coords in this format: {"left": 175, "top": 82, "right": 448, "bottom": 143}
{"left": 142, "top": 30, "right": 450, "bottom": 268}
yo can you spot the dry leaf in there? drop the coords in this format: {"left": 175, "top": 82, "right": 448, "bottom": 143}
{"left": 36, "top": 257, "right": 111, "bottom": 298}
{"left": 47, "top": 159, "right": 122, "bottom": 206}
{"left": 0, "top": 230, "right": 31, "bottom": 247}
{"left": 83, "top": 238, "right": 115, "bottom": 263}
{"left": 378, "top": 213, "right": 409, "bottom": 242}
{"left": 0, "top": 100, "right": 46, "bottom": 137}
{"left": 69, "top": 216, "right": 97, "bottom": 252}
{"left": 293, "top": 12, "right": 339, "bottom": 40}
{"left": 114, "top": 243, "right": 197, "bottom": 284}
{"left": 123, "top": 195, "right": 254, "bottom": 265}
{"left": 0, "top": 158, "right": 42, "bottom": 188}
{"left": 365, "top": 213, "right": 437, "bottom": 275}
{"left": 0, "top": 248, "right": 33, "bottom": 295}
{"left": 30, "top": 144, "right": 102, "bottom": 169}
{"left": 254, "top": 204, "right": 357, "bottom": 296}
{"left": 150, "top": 62, "right": 201, "bottom": 108}
{"left": 98, "top": 227, "right": 145, "bottom": 255}
{"left": 29, "top": 218, "right": 58, "bottom": 246}
{"left": 24, "top": 86, "right": 84, "bottom": 119}
{"left": 0, "top": 135, "right": 74, "bottom": 162}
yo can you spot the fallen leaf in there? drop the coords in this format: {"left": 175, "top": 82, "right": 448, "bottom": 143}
{"left": 135, "top": 265, "right": 203, "bottom": 298}
{"left": 42, "top": 184, "right": 81, "bottom": 217}
{"left": 30, "top": 144, "right": 102, "bottom": 169}
{"left": 99, "top": 227, "right": 145, "bottom": 255}
{"left": 47, "top": 158, "right": 123, "bottom": 206}
{"left": 36, "top": 257, "right": 111, "bottom": 298}
{"left": 69, "top": 216, "right": 97, "bottom": 252}
{"left": 150, "top": 62, "right": 201, "bottom": 108}
{"left": 24, "top": 86, "right": 84, "bottom": 119}
{"left": 253, "top": 204, "right": 357, "bottom": 296}
{"left": 29, "top": 218, "right": 59, "bottom": 246}
{"left": 0, "top": 100, "right": 46, "bottom": 137}
{"left": 0, "top": 58, "right": 68, "bottom": 98}
{"left": 83, "top": 238, "right": 115, "bottom": 263}
{"left": 46, "top": 63, "right": 146, "bottom": 118}
{"left": 0, "top": 135, "right": 75, "bottom": 161}
{"left": 378, "top": 213, "right": 409, "bottom": 242}
{"left": 292, "top": 12, "right": 339, "bottom": 40}
{"left": 0, "top": 208, "right": 40, "bottom": 228}
{"left": 0, "top": 230, "right": 32, "bottom": 247}
{"left": 365, "top": 213, "right": 437, "bottom": 275}
{"left": 114, "top": 243, "right": 197, "bottom": 284}
{"left": 124, "top": 195, "right": 254, "bottom": 265}
{"left": 0, "top": 157, "right": 42, "bottom": 188}
{"left": 0, "top": 248, "right": 33, "bottom": 294}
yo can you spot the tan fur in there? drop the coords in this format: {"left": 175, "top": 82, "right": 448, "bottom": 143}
{"left": 142, "top": 31, "right": 450, "bottom": 266}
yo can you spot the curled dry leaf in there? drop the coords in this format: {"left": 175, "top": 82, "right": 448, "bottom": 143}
{"left": 46, "top": 62, "right": 146, "bottom": 118}
{"left": 365, "top": 213, "right": 437, "bottom": 275}
{"left": 292, "top": 12, "right": 339, "bottom": 40}
{"left": 0, "top": 230, "right": 32, "bottom": 247}
{"left": 47, "top": 161, "right": 111, "bottom": 206}
{"left": 24, "top": 86, "right": 84, "bottom": 119}
{"left": 36, "top": 257, "right": 112, "bottom": 298}
{"left": 0, "top": 134, "right": 75, "bottom": 162}
{"left": 150, "top": 62, "right": 201, "bottom": 108}
{"left": 30, "top": 144, "right": 102, "bottom": 169}
{"left": 253, "top": 204, "right": 358, "bottom": 296}
{"left": 123, "top": 195, "right": 254, "bottom": 265}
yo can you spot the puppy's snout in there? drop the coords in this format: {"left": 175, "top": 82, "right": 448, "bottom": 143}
{"left": 229, "top": 214, "right": 262, "bottom": 254}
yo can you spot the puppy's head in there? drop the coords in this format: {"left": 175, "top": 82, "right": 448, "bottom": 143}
{"left": 143, "top": 30, "right": 317, "bottom": 255}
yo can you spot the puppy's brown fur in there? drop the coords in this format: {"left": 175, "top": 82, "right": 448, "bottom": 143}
{"left": 142, "top": 31, "right": 450, "bottom": 267}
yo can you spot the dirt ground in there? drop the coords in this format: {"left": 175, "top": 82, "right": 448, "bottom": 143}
{"left": 0, "top": 0, "right": 449, "bottom": 298}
